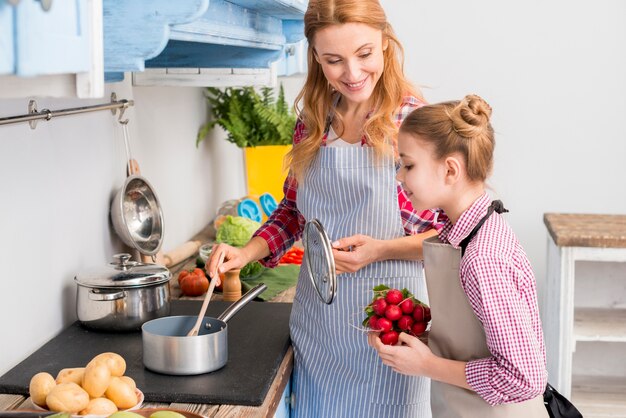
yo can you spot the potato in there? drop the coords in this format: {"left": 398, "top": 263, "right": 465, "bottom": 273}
{"left": 46, "top": 382, "right": 90, "bottom": 413}
{"left": 29, "top": 372, "right": 56, "bottom": 407}
{"left": 119, "top": 376, "right": 136, "bottom": 392}
{"left": 55, "top": 367, "right": 85, "bottom": 385}
{"left": 105, "top": 377, "right": 137, "bottom": 409}
{"left": 82, "top": 361, "right": 111, "bottom": 398}
{"left": 79, "top": 397, "right": 118, "bottom": 416}
{"left": 89, "top": 352, "right": 126, "bottom": 377}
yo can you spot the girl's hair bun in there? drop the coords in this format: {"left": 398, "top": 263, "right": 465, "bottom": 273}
{"left": 449, "top": 94, "right": 492, "bottom": 139}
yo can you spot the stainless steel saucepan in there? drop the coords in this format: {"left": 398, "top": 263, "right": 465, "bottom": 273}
{"left": 141, "top": 283, "right": 267, "bottom": 375}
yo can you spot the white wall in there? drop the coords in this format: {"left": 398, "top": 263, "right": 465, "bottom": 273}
{"left": 1, "top": 0, "right": 625, "bottom": 378}
{"left": 0, "top": 79, "right": 247, "bottom": 375}
{"left": 382, "top": 0, "right": 626, "bottom": 306}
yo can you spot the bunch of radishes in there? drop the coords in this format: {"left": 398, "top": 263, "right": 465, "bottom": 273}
{"left": 363, "top": 285, "right": 431, "bottom": 345}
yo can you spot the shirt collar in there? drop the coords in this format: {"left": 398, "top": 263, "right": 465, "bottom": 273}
{"left": 438, "top": 193, "right": 492, "bottom": 249}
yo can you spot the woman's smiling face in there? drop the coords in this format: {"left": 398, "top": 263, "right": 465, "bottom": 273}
{"left": 396, "top": 132, "right": 447, "bottom": 212}
{"left": 313, "top": 22, "right": 387, "bottom": 106}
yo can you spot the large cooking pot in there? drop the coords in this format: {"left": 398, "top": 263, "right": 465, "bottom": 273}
{"left": 74, "top": 253, "right": 171, "bottom": 331}
{"left": 142, "top": 283, "right": 267, "bottom": 375}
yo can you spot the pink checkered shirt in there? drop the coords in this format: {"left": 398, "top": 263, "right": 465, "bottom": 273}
{"left": 253, "top": 95, "right": 447, "bottom": 267}
{"left": 438, "top": 193, "right": 548, "bottom": 405}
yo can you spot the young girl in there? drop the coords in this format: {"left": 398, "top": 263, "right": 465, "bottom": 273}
{"left": 369, "top": 95, "right": 549, "bottom": 417}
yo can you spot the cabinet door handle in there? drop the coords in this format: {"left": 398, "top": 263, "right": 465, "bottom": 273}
{"left": 37, "top": 0, "right": 52, "bottom": 11}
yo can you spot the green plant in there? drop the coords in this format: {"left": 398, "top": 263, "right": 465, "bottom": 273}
{"left": 197, "top": 85, "right": 296, "bottom": 148}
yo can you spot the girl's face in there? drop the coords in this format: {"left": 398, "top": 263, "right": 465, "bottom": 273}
{"left": 396, "top": 132, "right": 448, "bottom": 211}
{"left": 313, "top": 23, "right": 387, "bottom": 106}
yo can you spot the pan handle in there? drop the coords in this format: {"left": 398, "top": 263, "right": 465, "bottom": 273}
{"left": 217, "top": 283, "right": 267, "bottom": 323}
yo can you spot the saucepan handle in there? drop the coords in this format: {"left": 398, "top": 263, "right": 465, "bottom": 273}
{"left": 217, "top": 283, "right": 267, "bottom": 323}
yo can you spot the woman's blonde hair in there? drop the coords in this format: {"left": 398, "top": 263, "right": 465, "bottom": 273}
{"left": 285, "top": 0, "right": 420, "bottom": 181}
{"left": 400, "top": 95, "right": 495, "bottom": 182}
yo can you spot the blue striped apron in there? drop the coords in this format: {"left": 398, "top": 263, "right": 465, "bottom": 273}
{"left": 291, "top": 145, "right": 432, "bottom": 417}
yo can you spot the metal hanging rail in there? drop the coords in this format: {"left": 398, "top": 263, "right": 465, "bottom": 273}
{"left": 0, "top": 93, "right": 134, "bottom": 129}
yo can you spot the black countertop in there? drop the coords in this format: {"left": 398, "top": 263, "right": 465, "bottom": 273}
{"left": 0, "top": 300, "right": 292, "bottom": 406}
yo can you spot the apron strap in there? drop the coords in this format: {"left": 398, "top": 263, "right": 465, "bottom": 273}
{"left": 459, "top": 200, "right": 509, "bottom": 256}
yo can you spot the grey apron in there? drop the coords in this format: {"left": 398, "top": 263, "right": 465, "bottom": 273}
{"left": 423, "top": 202, "right": 547, "bottom": 418}
{"left": 291, "top": 145, "right": 431, "bottom": 417}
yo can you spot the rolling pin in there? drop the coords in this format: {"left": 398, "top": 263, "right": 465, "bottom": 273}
{"left": 160, "top": 240, "right": 204, "bottom": 267}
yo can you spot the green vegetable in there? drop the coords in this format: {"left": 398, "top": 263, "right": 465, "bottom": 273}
{"left": 149, "top": 411, "right": 187, "bottom": 418}
{"left": 108, "top": 412, "right": 144, "bottom": 418}
{"left": 240, "top": 261, "right": 264, "bottom": 279}
{"left": 216, "top": 216, "right": 261, "bottom": 248}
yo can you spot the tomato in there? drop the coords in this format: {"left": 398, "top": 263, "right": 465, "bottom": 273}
{"left": 180, "top": 274, "right": 209, "bottom": 297}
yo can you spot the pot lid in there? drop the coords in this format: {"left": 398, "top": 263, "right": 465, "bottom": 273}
{"left": 303, "top": 219, "right": 337, "bottom": 304}
{"left": 74, "top": 253, "right": 170, "bottom": 288}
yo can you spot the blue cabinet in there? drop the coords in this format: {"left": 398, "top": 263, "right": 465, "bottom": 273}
{"left": 273, "top": 376, "right": 292, "bottom": 418}
{"left": 0, "top": 0, "right": 92, "bottom": 76}
{"left": 0, "top": 2, "right": 13, "bottom": 75}
{"left": 104, "top": 0, "right": 307, "bottom": 84}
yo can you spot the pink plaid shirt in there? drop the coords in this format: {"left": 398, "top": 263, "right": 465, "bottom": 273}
{"left": 254, "top": 95, "right": 447, "bottom": 267}
{"left": 438, "top": 193, "right": 548, "bottom": 405}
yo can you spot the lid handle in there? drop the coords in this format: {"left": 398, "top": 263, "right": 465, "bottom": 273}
{"left": 112, "top": 253, "right": 133, "bottom": 270}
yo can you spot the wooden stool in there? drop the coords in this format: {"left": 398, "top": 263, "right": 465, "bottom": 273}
{"left": 543, "top": 213, "right": 626, "bottom": 414}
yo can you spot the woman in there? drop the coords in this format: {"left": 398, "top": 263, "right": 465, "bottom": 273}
{"left": 207, "top": 1, "right": 444, "bottom": 416}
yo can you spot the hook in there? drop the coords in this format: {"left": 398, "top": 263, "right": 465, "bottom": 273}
{"left": 110, "top": 92, "right": 130, "bottom": 125}
{"left": 117, "top": 104, "right": 129, "bottom": 125}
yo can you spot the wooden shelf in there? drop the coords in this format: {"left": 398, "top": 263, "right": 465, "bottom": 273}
{"left": 574, "top": 308, "right": 626, "bottom": 342}
{"left": 571, "top": 375, "right": 626, "bottom": 418}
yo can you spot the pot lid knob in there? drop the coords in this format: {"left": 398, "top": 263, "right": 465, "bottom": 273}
{"left": 111, "top": 253, "right": 138, "bottom": 270}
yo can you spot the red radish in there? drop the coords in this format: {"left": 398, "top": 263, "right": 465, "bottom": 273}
{"left": 368, "top": 315, "right": 380, "bottom": 330}
{"left": 411, "top": 321, "right": 427, "bottom": 336}
{"left": 372, "top": 297, "right": 388, "bottom": 316}
{"left": 380, "top": 331, "right": 399, "bottom": 346}
{"left": 399, "top": 298, "right": 415, "bottom": 314}
{"left": 385, "top": 289, "right": 403, "bottom": 305}
{"left": 376, "top": 317, "right": 393, "bottom": 333}
{"left": 424, "top": 306, "right": 432, "bottom": 322}
{"left": 385, "top": 304, "right": 403, "bottom": 321}
{"left": 412, "top": 304, "right": 426, "bottom": 321}
{"left": 397, "top": 315, "right": 414, "bottom": 331}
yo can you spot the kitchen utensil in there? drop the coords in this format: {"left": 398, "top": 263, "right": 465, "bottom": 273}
{"left": 111, "top": 120, "right": 164, "bottom": 257}
{"left": 142, "top": 283, "right": 267, "bottom": 375}
{"left": 74, "top": 253, "right": 171, "bottom": 331}
{"left": 186, "top": 278, "right": 217, "bottom": 337}
{"left": 302, "top": 218, "right": 337, "bottom": 304}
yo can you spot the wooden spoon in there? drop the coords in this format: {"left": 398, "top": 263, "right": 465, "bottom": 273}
{"left": 186, "top": 252, "right": 225, "bottom": 337}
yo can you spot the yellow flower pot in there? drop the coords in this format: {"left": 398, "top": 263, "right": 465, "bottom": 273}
{"left": 244, "top": 145, "right": 291, "bottom": 203}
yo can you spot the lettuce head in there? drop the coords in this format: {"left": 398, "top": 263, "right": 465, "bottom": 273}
{"left": 216, "top": 215, "right": 261, "bottom": 248}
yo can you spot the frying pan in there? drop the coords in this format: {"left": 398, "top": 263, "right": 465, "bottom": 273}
{"left": 141, "top": 283, "right": 267, "bottom": 375}
{"left": 111, "top": 120, "right": 164, "bottom": 258}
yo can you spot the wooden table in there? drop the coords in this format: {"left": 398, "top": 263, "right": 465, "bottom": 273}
{"left": 542, "top": 213, "right": 626, "bottom": 416}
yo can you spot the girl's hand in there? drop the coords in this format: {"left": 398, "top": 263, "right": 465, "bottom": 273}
{"left": 331, "top": 234, "right": 382, "bottom": 274}
{"left": 368, "top": 331, "right": 436, "bottom": 377}
{"left": 206, "top": 243, "right": 250, "bottom": 284}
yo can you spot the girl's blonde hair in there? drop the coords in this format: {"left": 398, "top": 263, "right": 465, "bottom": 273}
{"left": 400, "top": 95, "right": 494, "bottom": 182}
{"left": 286, "top": 0, "right": 420, "bottom": 181}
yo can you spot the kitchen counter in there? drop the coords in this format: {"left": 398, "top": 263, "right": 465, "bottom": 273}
{"left": 0, "top": 244, "right": 298, "bottom": 418}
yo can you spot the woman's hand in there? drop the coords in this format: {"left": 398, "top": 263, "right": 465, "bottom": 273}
{"left": 331, "top": 234, "right": 382, "bottom": 274}
{"left": 206, "top": 243, "right": 249, "bottom": 285}
{"left": 368, "top": 331, "right": 435, "bottom": 377}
